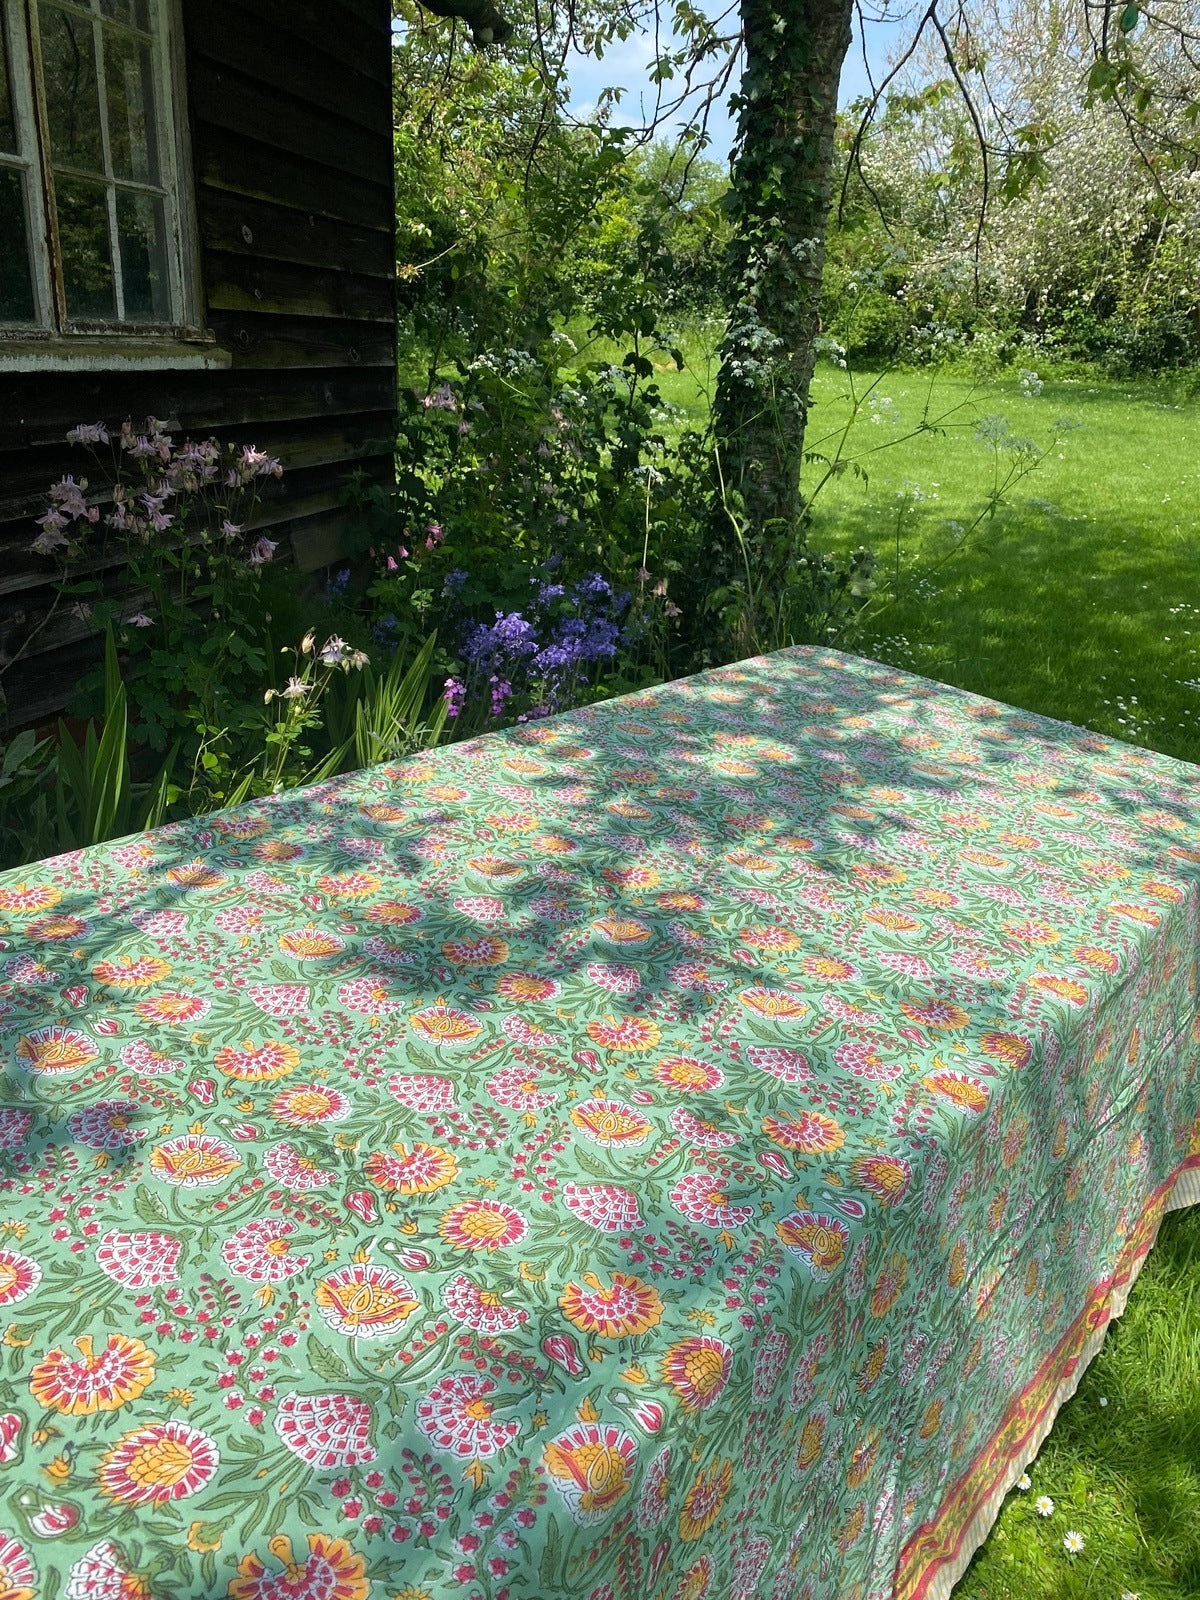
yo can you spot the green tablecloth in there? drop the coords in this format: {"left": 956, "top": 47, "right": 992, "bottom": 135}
{"left": 0, "top": 647, "right": 1198, "bottom": 1600}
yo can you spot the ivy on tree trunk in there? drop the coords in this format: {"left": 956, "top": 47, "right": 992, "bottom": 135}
{"left": 713, "top": 0, "right": 855, "bottom": 541}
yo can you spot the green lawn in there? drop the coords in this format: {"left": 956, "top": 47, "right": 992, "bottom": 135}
{"left": 655, "top": 350, "right": 1200, "bottom": 1597}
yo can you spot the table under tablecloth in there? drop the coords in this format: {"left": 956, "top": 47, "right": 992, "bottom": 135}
{"left": 0, "top": 646, "right": 1198, "bottom": 1600}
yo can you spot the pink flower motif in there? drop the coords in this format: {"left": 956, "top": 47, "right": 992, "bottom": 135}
{"left": 669, "top": 1107, "right": 739, "bottom": 1150}
{"left": 95, "top": 1230, "right": 182, "bottom": 1288}
{"left": 561, "top": 1182, "right": 645, "bottom": 1233}
{"left": 337, "top": 978, "right": 405, "bottom": 1015}
{"left": 669, "top": 1172, "right": 754, "bottom": 1230}
{"left": 66, "top": 1101, "right": 146, "bottom": 1151}
{"left": 0, "top": 1412, "right": 22, "bottom": 1464}
{"left": 264, "top": 1142, "right": 336, "bottom": 1191}
{"left": 0, "top": 1109, "right": 33, "bottom": 1149}
{"left": 274, "top": 1391, "right": 376, "bottom": 1469}
{"left": 361, "top": 936, "right": 416, "bottom": 968}
{"left": 745, "top": 1046, "right": 812, "bottom": 1083}
{"left": 387, "top": 1074, "right": 456, "bottom": 1112}
{"left": 119, "top": 1040, "right": 183, "bottom": 1076}
{"left": 416, "top": 1373, "right": 519, "bottom": 1459}
{"left": 584, "top": 962, "right": 641, "bottom": 994}
{"left": 442, "top": 1275, "right": 528, "bottom": 1334}
{"left": 247, "top": 983, "right": 311, "bottom": 1017}
{"left": 453, "top": 895, "right": 507, "bottom": 922}
{"left": 752, "top": 1330, "right": 791, "bottom": 1401}
{"left": 485, "top": 1065, "right": 556, "bottom": 1111}
{"left": 835, "top": 1039, "right": 902, "bottom": 1082}
{"left": 668, "top": 962, "right": 728, "bottom": 994}
{"left": 221, "top": 1218, "right": 309, "bottom": 1283}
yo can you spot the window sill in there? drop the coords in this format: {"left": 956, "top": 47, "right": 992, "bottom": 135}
{"left": 0, "top": 335, "right": 233, "bottom": 374}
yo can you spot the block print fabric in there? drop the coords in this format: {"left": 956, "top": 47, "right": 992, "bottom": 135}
{"left": 0, "top": 646, "right": 1197, "bottom": 1600}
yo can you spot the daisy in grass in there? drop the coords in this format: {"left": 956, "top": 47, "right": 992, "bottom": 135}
{"left": 1035, "top": 1495, "right": 1055, "bottom": 1516}
{"left": 1063, "top": 1530, "right": 1085, "bottom": 1553}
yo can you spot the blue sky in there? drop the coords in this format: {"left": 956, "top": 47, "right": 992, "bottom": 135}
{"left": 566, "top": 6, "right": 912, "bottom": 162}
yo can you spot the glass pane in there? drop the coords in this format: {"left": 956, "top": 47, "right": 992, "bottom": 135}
{"left": 0, "top": 168, "right": 35, "bottom": 322}
{"left": 0, "top": 9, "right": 18, "bottom": 155}
{"left": 100, "top": 0, "right": 151, "bottom": 29}
{"left": 39, "top": 4, "right": 104, "bottom": 174}
{"left": 57, "top": 175, "right": 116, "bottom": 318}
{"left": 116, "top": 186, "right": 168, "bottom": 319}
{"left": 103, "top": 26, "right": 159, "bottom": 183}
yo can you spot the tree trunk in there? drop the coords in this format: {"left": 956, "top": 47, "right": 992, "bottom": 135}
{"left": 713, "top": 0, "right": 855, "bottom": 541}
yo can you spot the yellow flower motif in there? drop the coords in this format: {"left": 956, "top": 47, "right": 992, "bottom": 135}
{"left": 43, "top": 1453, "right": 72, "bottom": 1482}
{"left": 168, "top": 1389, "right": 195, "bottom": 1407}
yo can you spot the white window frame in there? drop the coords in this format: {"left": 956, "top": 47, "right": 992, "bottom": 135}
{"left": 0, "top": 0, "right": 220, "bottom": 368}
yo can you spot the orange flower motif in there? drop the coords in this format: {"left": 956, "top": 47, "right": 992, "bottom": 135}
{"left": 794, "top": 1411, "right": 826, "bottom": 1471}
{"left": 657, "top": 891, "right": 704, "bottom": 911}
{"left": 360, "top": 802, "right": 407, "bottom": 822}
{"left": 899, "top": 998, "right": 968, "bottom": 1030}
{"left": 1110, "top": 902, "right": 1161, "bottom": 927}
{"left": 570, "top": 1098, "right": 653, "bottom": 1147}
{"left": 1031, "top": 974, "right": 1089, "bottom": 1005}
{"left": 230, "top": 1534, "right": 369, "bottom": 1600}
{"left": 661, "top": 1336, "right": 732, "bottom": 1411}
{"left": 851, "top": 1154, "right": 911, "bottom": 1206}
{"left": 846, "top": 1428, "right": 881, "bottom": 1489}
{"left": 441, "top": 936, "right": 509, "bottom": 967}
{"left": 869, "top": 1253, "right": 908, "bottom": 1318}
{"left": 496, "top": 973, "right": 558, "bottom": 1003}
{"left": 922, "top": 1070, "right": 990, "bottom": 1115}
{"left": 725, "top": 851, "right": 775, "bottom": 873}
{"left": 26, "top": 914, "right": 87, "bottom": 942}
{"left": 149, "top": 1135, "right": 240, "bottom": 1188}
{"left": 763, "top": 1110, "right": 844, "bottom": 1155}
{"left": 99, "top": 1420, "right": 219, "bottom": 1505}
{"left": 543, "top": 1422, "right": 637, "bottom": 1526}
{"left": 679, "top": 1457, "right": 733, "bottom": 1541}
{"left": 1002, "top": 919, "right": 1060, "bottom": 945}
{"left": 738, "top": 987, "right": 807, "bottom": 1019}
{"left": 0, "top": 882, "right": 62, "bottom": 914}
{"left": 29, "top": 1334, "right": 154, "bottom": 1416}
{"left": 979, "top": 1031, "right": 1032, "bottom": 1069}
{"left": 601, "top": 865, "right": 660, "bottom": 890}
{"left": 165, "top": 860, "right": 225, "bottom": 890}
{"left": 655, "top": 1056, "right": 723, "bottom": 1094}
{"left": 1074, "top": 944, "right": 1119, "bottom": 974}
{"left": 467, "top": 857, "right": 523, "bottom": 879}
{"left": 802, "top": 956, "right": 856, "bottom": 980}
{"left": 92, "top": 955, "right": 171, "bottom": 988}
{"left": 585, "top": 1017, "right": 661, "bottom": 1052}
{"left": 365, "top": 1143, "right": 457, "bottom": 1195}
{"left": 315, "top": 1263, "right": 419, "bottom": 1339}
{"left": 592, "top": 918, "right": 653, "bottom": 945}
{"left": 278, "top": 927, "right": 346, "bottom": 959}
{"left": 741, "top": 927, "right": 802, "bottom": 953}
{"left": 559, "top": 1272, "right": 664, "bottom": 1339}
{"left": 410, "top": 1006, "right": 483, "bottom": 1047}
{"left": 364, "top": 900, "right": 423, "bottom": 926}
{"left": 134, "top": 992, "right": 208, "bottom": 1024}
{"left": 252, "top": 839, "right": 304, "bottom": 863}
{"left": 316, "top": 872, "right": 381, "bottom": 899}
{"left": 16, "top": 1026, "right": 97, "bottom": 1075}
{"left": 439, "top": 1199, "right": 527, "bottom": 1251}
{"left": 863, "top": 910, "right": 921, "bottom": 932}
{"left": 215, "top": 1040, "right": 300, "bottom": 1082}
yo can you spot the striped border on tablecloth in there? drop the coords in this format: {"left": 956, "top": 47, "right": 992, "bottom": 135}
{"left": 894, "top": 1147, "right": 1200, "bottom": 1600}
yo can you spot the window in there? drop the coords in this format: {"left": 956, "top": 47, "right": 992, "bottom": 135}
{"left": 0, "top": 0, "right": 198, "bottom": 337}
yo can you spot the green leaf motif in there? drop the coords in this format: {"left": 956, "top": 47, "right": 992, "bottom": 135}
{"left": 134, "top": 1184, "right": 170, "bottom": 1226}
{"left": 307, "top": 1334, "right": 351, "bottom": 1384}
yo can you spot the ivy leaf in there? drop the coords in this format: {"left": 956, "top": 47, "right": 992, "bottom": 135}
{"left": 133, "top": 1184, "right": 169, "bottom": 1226}
{"left": 307, "top": 1335, "right": 350, "bottom": 1384}
{"left": 1119, "top": 3, "right": 1140, "bottom": 30}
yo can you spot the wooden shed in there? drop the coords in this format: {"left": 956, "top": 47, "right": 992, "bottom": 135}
{"left": 0, "top": 0, "right": 396, "bottom": 728}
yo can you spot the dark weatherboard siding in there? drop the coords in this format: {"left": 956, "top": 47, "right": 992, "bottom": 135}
{"left": 0, "top": 0, "right": 396, "bottom": 729}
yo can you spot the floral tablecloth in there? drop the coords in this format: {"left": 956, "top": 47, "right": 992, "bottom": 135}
{"left": 0, "top": 647, "right": 1198, "bottom": 1600}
